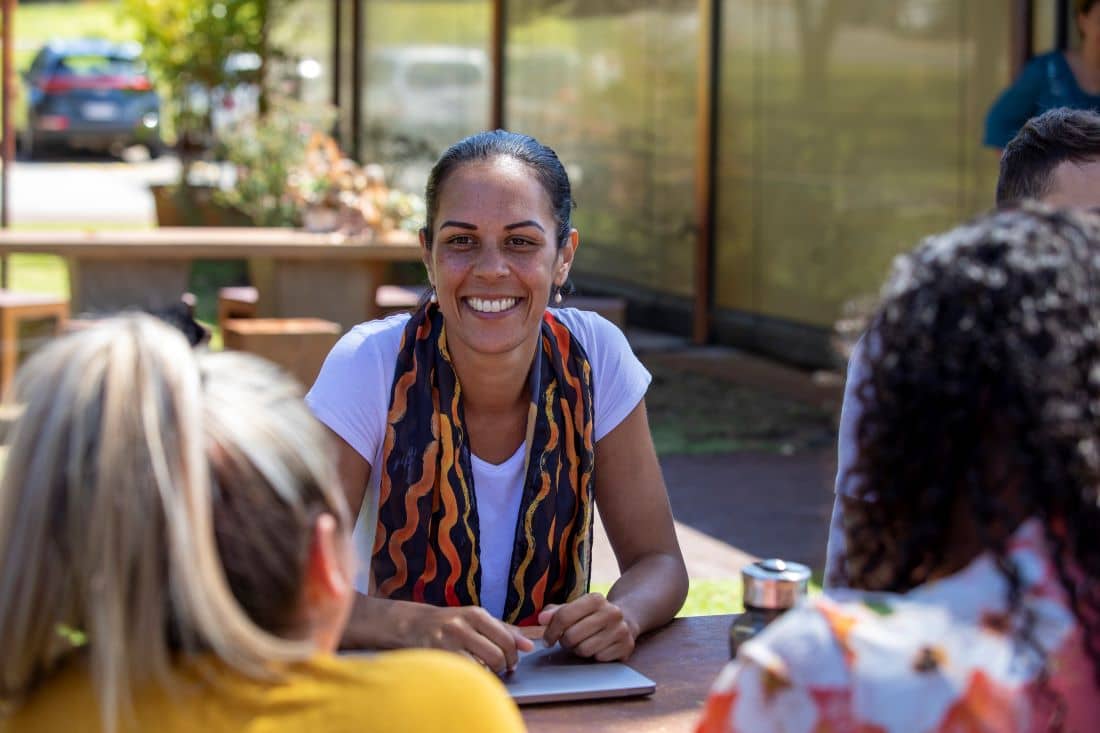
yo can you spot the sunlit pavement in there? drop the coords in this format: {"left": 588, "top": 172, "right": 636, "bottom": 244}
{"left": 589, "top": 334, "right": 842, "bottom": 586}
{"left": 4, "top": 151, "right": 179, "bottom": 227}
{"left": 590, "top": 450, "right": 833, "bottom": 586}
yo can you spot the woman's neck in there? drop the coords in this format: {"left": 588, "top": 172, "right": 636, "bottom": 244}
{"left": 447, "top": 337, "right": 538, "bottom": 415}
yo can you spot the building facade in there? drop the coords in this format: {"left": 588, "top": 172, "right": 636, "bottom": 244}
{"left": 279, "top": 0, "right": 1072, "bottom": 367}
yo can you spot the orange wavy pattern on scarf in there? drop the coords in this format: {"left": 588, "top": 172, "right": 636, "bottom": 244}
{"left": 372, "top": 305, "right": 595, "bottom": 623}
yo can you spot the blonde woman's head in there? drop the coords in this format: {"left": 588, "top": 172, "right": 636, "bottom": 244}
{"left": 0, "top": 315, "right": 353, "bottom": 730}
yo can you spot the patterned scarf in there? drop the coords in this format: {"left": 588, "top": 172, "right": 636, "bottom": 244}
{"left": 373, "top": 303, "right": 596, "bottom": 625}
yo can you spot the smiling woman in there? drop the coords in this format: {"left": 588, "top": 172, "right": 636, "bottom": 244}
{"left": 306, "top": 130, "right": 688, "bottom": 672}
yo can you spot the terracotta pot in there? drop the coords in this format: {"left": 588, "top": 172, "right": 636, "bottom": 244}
{"left": 150, "top": 184, "right": 185, "bottom": 226}
{"left": 151, "top": 184, "right": 251, "bottom": 227}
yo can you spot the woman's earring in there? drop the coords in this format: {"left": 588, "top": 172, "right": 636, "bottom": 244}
{"left": 429, "top": 288, "right": 438, "bottom": 304}
{"left": 553, "top": 288, "right": 563, "bottom": 305}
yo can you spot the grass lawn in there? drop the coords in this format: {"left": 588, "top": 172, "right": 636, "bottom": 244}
{"left": 594, "top": 577, "right": 821, "bottom": 617}
{"left": 7, "top": 253, "right": 68, "bottom": 297}
{"left": 14, "top": 1, "right": 138, "bottom": 71}
{"left": 590, "top": 579, "right": 741, "bottom": 618}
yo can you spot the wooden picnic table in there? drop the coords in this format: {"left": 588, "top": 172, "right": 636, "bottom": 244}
{"left": 0, "top": 227, "right": 424, "bottom": 329}
{"left": 522, "top": 614, "right": 732, "bottom": 733}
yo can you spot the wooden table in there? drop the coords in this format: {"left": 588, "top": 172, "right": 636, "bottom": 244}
{"left": 0, "top": 227, "right": 424, "bottom": 329}
{"left": 522, "top": 615, "right": 732, "bottom": 733}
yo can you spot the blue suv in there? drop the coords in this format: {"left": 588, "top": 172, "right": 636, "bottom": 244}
{"left": 22, "top": 39, "right": 162, "bottom": 159}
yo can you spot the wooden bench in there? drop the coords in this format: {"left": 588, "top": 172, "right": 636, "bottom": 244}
{"left": 0, "top": 227, "right": 422, "bottom": 330}
{"left": 0, "top": 291, "right": 69, "bottom": 399}
{"left": 217, "top": 285, "right": 260, "bottom": 332}
{"left": 222, "top": 317, "right": 342, "bottom": 388}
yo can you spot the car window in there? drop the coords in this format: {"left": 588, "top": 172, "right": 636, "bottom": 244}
{"left": 405, "top": 62, "right": 483, "bottom": 89}
{"left": 56, "top": 55, "right": 142, "bottom": 77}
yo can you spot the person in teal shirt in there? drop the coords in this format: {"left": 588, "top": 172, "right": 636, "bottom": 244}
{"left": 985, "top": 0, "right": 1100, "bottom": 148}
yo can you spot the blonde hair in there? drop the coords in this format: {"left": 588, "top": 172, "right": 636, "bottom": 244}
{"left": 0, "top": 315, "right": 348, "bottom": 730}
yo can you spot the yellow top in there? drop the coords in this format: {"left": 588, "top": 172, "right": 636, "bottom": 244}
{"left": 3, "top": 649, "right": 526, "bottom": 733}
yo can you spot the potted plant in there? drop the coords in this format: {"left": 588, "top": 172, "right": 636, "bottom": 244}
{"left": 209, "top": 96, "right": 322, "bottom": 228}
{"left": 285, "top": 131, "right": 425, "bottom": 237}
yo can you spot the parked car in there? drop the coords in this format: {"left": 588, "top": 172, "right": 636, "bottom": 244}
{"left": 21, "top": 39, "right": 162, "bottom": 159}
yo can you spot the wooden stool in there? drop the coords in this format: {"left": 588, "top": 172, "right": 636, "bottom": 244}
{"left": 375, "top": 284, "right": 428, "bottom": 315}
{"left": 0, "top": 291, "right": 69, "bottom": 399}
{"left": 561, "top": 295, "right": 627, "bottom": 331}
{"left": 222, "top": 317, "right": 341, "bottom": 388}
{"left": 217, "top": 286, "right": 259, "bottom": 332}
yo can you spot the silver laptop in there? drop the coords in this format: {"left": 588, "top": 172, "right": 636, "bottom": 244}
{"left": 502, "top": 643, "right": 656, "bottom": 705}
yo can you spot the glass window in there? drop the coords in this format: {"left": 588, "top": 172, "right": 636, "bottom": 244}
{"left": 406, "top": 60, "right": 484, "bottom": 88}
{"left": 270, "top": 0, "right": 335, "bottom": 111}
{"left": 1033, "top": 0, "right": 1059, "bottom": 52}
{"left": 360, "top": 1, "right": 492, "bottom": 193}
{"left": 337, "top": 0, "right": 357, "bottom": 152}
{"left": 55, "top": 55, "right": 141, "bottom": 77}
{"left": 714, "top": 0, "right": 1009, "bottom": 356}
{"left": 506, "top": 0, "right": 699, "bottom": 303}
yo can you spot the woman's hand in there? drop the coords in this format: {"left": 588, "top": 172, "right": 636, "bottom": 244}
{"left": 406, "top": 604, "right": 535, "bottom": 674}
{"left": 538, "top": 593, "right": 639, "bottom": 662}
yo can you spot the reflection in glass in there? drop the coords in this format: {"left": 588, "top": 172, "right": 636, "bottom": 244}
{"left": 506, "top": 1, "right": 699, "bottom": 301}
{"left": 715, "top": 0, "right": 1007, "bottom": 346}
{"left": 342, "top": 0, "right": 1017, "bottom": 363}
{"left": 270, "top": 0, "right": 334, "bottom": 109}
{"left": 360, "top": 1, "right": 491, "bottom": 192}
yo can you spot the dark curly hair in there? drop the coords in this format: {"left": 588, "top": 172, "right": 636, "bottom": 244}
{"left": 844, "top": 205, "right": 1100, "bottom": 718}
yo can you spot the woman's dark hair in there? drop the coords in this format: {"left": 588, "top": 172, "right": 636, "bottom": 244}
{"left": 844, "top": 206, "right": 1100, "bottom": 711}
{"left": 422, "top": 129, "right": 574, "bottom": 249}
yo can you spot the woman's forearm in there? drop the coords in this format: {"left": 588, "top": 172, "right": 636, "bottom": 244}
{"left": 606, "top": 551, "right": 689, "bottom": 638}
{"left": 339, "top": 593, "right": 424, "bottom": 650}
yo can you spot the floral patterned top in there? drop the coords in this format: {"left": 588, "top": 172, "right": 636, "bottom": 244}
{"left": 697, "top": 520, "right": 1099, "bottom": 733}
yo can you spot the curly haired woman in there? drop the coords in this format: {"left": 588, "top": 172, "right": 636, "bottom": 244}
{"left": 698, "top": 206, "right": 1100, "bottom": 733}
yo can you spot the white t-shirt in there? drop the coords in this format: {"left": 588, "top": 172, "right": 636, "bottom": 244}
{"left": 305, "top": 308, "right": 652, "bottom": 619}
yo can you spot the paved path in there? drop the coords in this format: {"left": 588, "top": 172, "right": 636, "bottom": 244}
{"left": 6, "top": 153, "right": 178, "bottom": 227}
{"left": 591, "top": 449, "right": 835, "bottom": 584}
{"left": 590, "top": 331, "right": 843, "bottom": 585}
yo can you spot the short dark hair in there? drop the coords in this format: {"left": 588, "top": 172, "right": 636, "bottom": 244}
{"left": 422, "top": 129, "right": 574, "bottom": 249}
{"left": 996, "top": 108, "right": 1100, "bottom": 205}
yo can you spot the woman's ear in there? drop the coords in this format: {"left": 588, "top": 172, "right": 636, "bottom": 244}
{"left": 419, "top": 227, "right": 435, "bottom": 289}
{"left": 556, "top": 228, "right": 579, "bottom": 286}
{"left": 305, "top": 513, "right": 352, "bottom": 604}
{"left": 301, "top": 513, "right": 355, "bottom": 652}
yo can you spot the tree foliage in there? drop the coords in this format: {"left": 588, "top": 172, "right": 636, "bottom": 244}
{"left": 120, "top": 0, "right": 287, "bottom": 157}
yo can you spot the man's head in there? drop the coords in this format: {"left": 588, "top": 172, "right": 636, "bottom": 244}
{"left": 996, "top": 107, "right": 1100, "bottom": 208}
